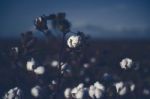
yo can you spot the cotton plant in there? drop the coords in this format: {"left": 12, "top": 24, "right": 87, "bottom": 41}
{"left": 5, "top": 12, "right": 89, "bottom": 99}
{"left": 3, "top": 87, "right": 23, "bottom": 99}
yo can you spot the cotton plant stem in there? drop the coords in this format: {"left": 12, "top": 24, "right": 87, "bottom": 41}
{"left": 55, "top": 33, "right": 66, "bottom": 99}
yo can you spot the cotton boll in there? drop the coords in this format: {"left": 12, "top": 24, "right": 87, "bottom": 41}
{"left": 83, "top": 63, "right": 90, "bottom": 68}
{"left": 3, "top": 87, "right": 22, "bottom": 99}
{"left": 11, "top": 47, "right": 19, "bottom": 54}
{"left": 38, "top": 17, "right": 42, "bottom": 22}
{"left": 115, "top": 82, "right": 127, "bottom": 96}
{"left": 90, "top": 57, "right": 96, "bottom": 63}
{"left": 115, "top": 82, "right": 124, "bottom": 93}
{"left": 119, "top": 86, "right": 127, "bottom": 96}
{"left": 71, "top": 87, "right": 78, "bottom": 98}
{"left": 120, "top": 58, "right": 133, "bottom": 70}
{"left": 94, "top": 88, "right": 103, "bottom": 99}
{"left": 64, "top": 88, "right": 72, "bottom": 99}
{"left": 130, "top": 83, "right": 135, "bottom": 92}
{"left": 67, "top": 35, "right": 81, "bottom": 48}
{"left": 26, "top": 58, "right": 35, "bottom": 71}
{"left": 76, "top": 89, "right": 84, "bottom": 99}
{"left": 143, "top": 88, "right": 150, "bottom": 95}
{"left": 61, "top": 63, "right": 72, "bottom": 75}
{"left": 94, "top": 81, "right": 105, "bottom": 91}
{"left": 88, "top": 85, "right": 95, "bottom": 98}
{"left": 31, "top": 85, "right": 41, "bottom": 98}
{"left": 34, "top": 66, "right": 45, "bottom": 75}
{"left": 51, "top": 60, "right": 59, "bottom": 67}
{"left": 48, "top": 80, "right": 58, "bottom": 91}
{"left": 77, "top": 83, "right": 84, "bottom": 90}
{"left": 71, "top": 87, "right": 78, "bottom": 94}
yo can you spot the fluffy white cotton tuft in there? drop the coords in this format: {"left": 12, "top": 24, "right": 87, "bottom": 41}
{"left": 94, "top": 88, "right": 103, "bottom": 99}
{"left": 67, "top": 35, "right": 81, "bottom": 48}
{"left": 115, "top": 81, "right": 127, "bottom": 96}
{"left": 64, "top": 88, "right": 72, "bottom": 99}
{"left": 26, "top": 58, "right": 35, "bottom": 71}
{"left": 88, "top": 85, "right": 95, "bottom": 98}
{"left": 3, "top": 87, "right": 22, "bottom": 99}
{"left": 31, "top": 85, "right": 41, "bottom": 98}
{"left": 94, "top": 81, "right": 105, "bottom": 91}
{"left": 51, "top": 60, "right": 59, "bottom": 67}
{"left": 120, "top": 58, "right": 133, "bottom": 70}
{"left": 34, "top": 66, "right": 45, "bottom": 75}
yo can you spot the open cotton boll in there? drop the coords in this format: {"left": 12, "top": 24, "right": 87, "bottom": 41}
{"left": 38, "top": 17, "right": 42, "bottom": 22}
{"left": 26, "top": 58, "right": 35, "bottom": 71}
{"left": 11, "top": 47, "right": 19, "bottom": 53}
{"left": 67, "top": 34, "right": 81, "bottom": 48}
{"left": 120, "top": 58, "right": 133, "bottom": 70}
{"left": 115, "top": 82, "right": 124, "bottom": 93}
{"left": 64, "top": 88, "right": 72, "bottom": 99}
{"left": 71, "top": 87, "right": 78, "bottom": 98}
{"left": 94, "top": 81, "right": 105, "bottom": 91}
{"left": 71, "top": 87, "right": 78, "bottom": 94}
{"left": 130, "top": 83, "right": 135, "bottom": 92}
{"left": 75, "top": 88, "right": 84, "bottom": 99}
{"left": 143, "top": 88, "right": 150, "bottom": 95}
{"left": 51, "top": 60, "right": 59, "bottom": 67}
{"left": 77, "top": 83, "right": 84, "bottom": 90}
{"left": 34, "top": 66, "right": 45, "bottom": 75}
{"left": 115, "top": 82, "right": 127, "bottom": 96}
{"left": 94, "top": 88, "right": 103, "bottom": 99}
{"left": 31, "top": 85, "right": 41, "bottom": 98}
{"left": 3, "top": 87, "right": 22, "bottom": 99}
{"left": 88, "top": 85, "right": 95, "bottom": 98}
{"left": 119, "top": 86, "right": 127, "bottom": 96}
{"left": 90, "top": 57, "right": 96, "bottom": 63}
{"left": 83, "top": 63, "right": 90, "bottom": 68}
